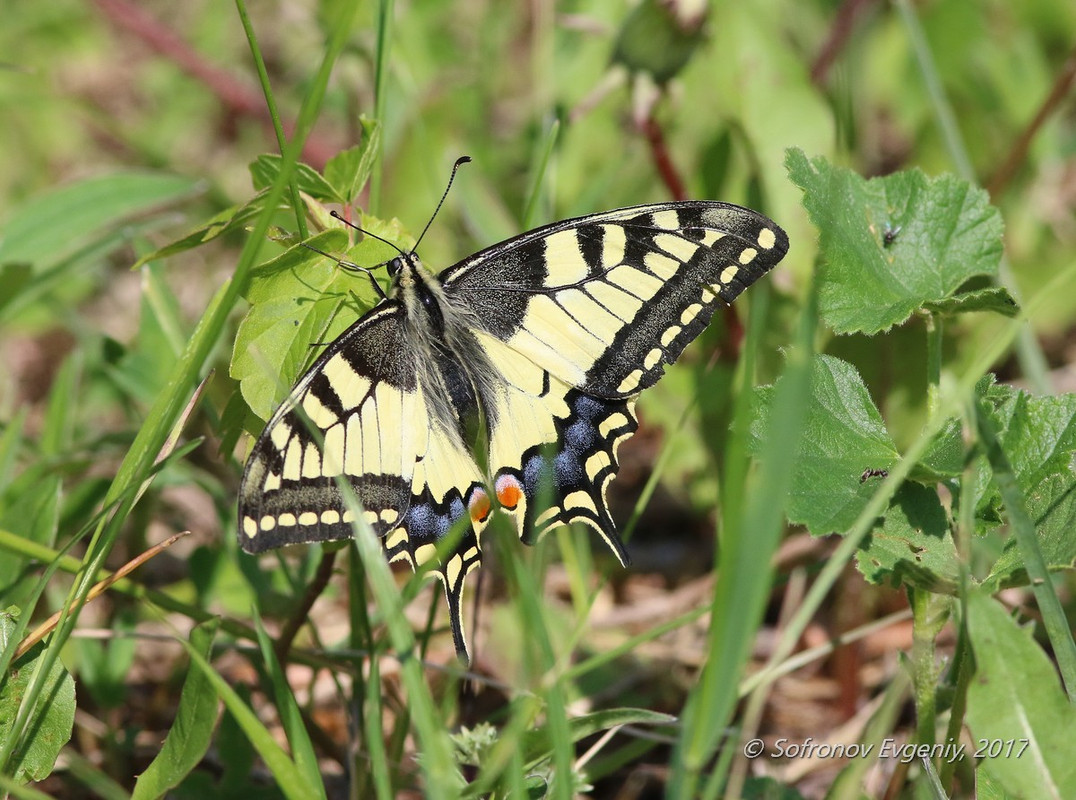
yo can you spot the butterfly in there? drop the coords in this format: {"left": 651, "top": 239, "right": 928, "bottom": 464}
{"left": 238, "top": 197, "right": 788, "bottom": 661}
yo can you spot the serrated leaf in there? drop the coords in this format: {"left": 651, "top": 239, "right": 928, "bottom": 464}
{"left": 979, "top": 383, "right": 1076, "bottom": 492}
{"left": 965, "top": 591, "right": 1076, "bottom": 798}
{"left": 923, "top": 286, "right": 1019, "bottom": 318}
{"left": 323, "top": 118, "right": 381, "bottom": 204}
{"left": 131, "top": 619, "right": 221, "bottom": 800}
{"left": 912, "top": 416, "right": 965, "bottom": 481}
{"left": 985, "top": 473, "right": 1076, "bottom": 589}
{"left": 230, "top": 230, "right": 352, "bottom": 421}
{"left": 249, "top": 155, "right": 340, "bottom": 203}
{"left": 785, "top": 149, "right": 1004, "bottom": 334}
{"left": 856, "top": 483, "right": 958, "bottom": 593}
{"left": 0, "top": 610, "right": 76, "bottom": 784}
{"left": 750, "top": 354, "right": 899, "bottom": 535}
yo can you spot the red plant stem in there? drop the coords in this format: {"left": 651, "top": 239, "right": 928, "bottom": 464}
{"left": 810, "top": 0, "right": 878, "bottom": 85}
{"left": 987, "top": 44, "right": 1076, "bottom": 199}
{"left": 641, "top": 114, "right": 688, "bottom": 201}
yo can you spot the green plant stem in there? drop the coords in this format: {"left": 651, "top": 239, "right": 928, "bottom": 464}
{"left": 236, "top": 0, "right": 307, "bottom": 238}
{"left": 369, "top": 0, "right": 394, "bottom": 214}
{"left": 909, "top": 588, "right": 948, "bottom": 748}
{"left": 973, "top": 400, "right": 1076, "bottom": 701}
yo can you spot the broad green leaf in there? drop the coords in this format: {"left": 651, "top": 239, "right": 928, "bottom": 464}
{"left": 0, "top": 172, "right": 198, "bottom": 269}
{"left": 923, "top": 286, "right": 1019, "bottom": 318}
{"left": 249, "top": 155, "right": 340, "bottom": 204}
{"left": 749, "top": 354, "right": 899, "bottom": 534}
{"left": 0, "top": 477, "right": 60, "bottom": 607}
{"left": 986, "top": 472, "right": 1076, "bottom": 589}
{"left": 323, "top": 117, "right": 381, "bottom": 205}
{"left": 913, "top": 417, "right": 965, "bottom": 481}
{"left": 786, "top": 149, "right": 1004, "bottom": 334}
{"left": 855, "top": 483, "right": 958, "bottom": 593}
{"left": 132, "top": 619, "right": 221, "bottom": 800}
{"left": 0, "top": 610, "right": 76, "bottom": 784}
{"left": 230, "top": 229, "right": 356, "bottom": 420}
{"left": 965, "top": 591, "right": 1076, "bottom": 799}
{"left": 979, "top": 382, "right": 1076, "bottom": 492}
{"left": 972, "top": 380, "right": 1076, "bottom": 587}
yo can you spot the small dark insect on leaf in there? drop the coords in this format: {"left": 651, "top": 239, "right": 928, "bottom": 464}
{"left": 860, "top": 467, "right": 889, "bottom": 483}
{"left": 883, "top": 224, "right": 901, "bottom": 247}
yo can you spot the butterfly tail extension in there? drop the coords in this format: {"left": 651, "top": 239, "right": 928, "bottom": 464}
{"left": 389, "top": 479, "right": 490, "bottom": 662}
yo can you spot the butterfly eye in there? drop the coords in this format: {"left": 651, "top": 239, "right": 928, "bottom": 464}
{"left": 386, "top": 257, "right": 404, "bottom": 277}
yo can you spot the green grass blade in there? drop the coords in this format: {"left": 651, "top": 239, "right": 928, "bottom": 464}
{"left": 131, "top": 619, "right": 222, "bottom": 800}
{"left": 252, "top": 613, "right": 327, "bottom": 798}
{"left": 235, "top": 0, "right": 307, "bottom": 237}
{"left": 180, "top": 640, "right": 320, "bottom": 800}
{"left": 973, "top": 401, "right": 1076, "bottom": 700}
{"left": 1, "top": 0, "right": 359, "bottom": 774}
{"left": 671, "top": 278, "right": 815, "bottom": 799}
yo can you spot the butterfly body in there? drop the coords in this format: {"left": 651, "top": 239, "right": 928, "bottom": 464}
{"left": 239, "top": 201, "right": 788, "bottom": 659}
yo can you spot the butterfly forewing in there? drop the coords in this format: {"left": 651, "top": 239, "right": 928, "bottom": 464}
{"left": 441, "top": 202, "right": 788, "bottom": 397}
{"left": 238, "top": 200, "right": 787, "bottom": 663}
{"left": 238, "top": 305, "right": 419, "bottom": 550}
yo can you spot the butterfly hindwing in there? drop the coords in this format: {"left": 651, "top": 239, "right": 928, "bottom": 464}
{"left": 475, "top": 330, "right": 637, "bottom": 563}
{"left": 239, "top": 298, "right": 490, "bottom": 657}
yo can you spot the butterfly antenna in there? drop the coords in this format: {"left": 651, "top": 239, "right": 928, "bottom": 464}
{"left": 329, "top": 210, "right": 407, "bottom": 257}
{"left": 414, "top": 155, "right": 471, "bottom": 251}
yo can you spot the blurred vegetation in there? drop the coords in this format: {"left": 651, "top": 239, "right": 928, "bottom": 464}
{"left": 1, "top": 0, "right": 1075, "bottom": 798}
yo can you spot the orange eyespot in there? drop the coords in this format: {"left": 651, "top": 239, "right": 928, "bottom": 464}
{"left": 495, "top": 475, "right": 523, "bottom": 510}
{"left": 468, "top": 488, "right": 491, "bottom": 523}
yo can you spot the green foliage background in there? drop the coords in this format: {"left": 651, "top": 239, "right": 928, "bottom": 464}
{"left": 1, "top": 0, "right": 1075, "bottom": 798}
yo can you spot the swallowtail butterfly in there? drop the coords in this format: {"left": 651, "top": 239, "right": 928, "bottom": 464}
{"left": 238, "top": 190, "right": 788, "bottom": 661}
